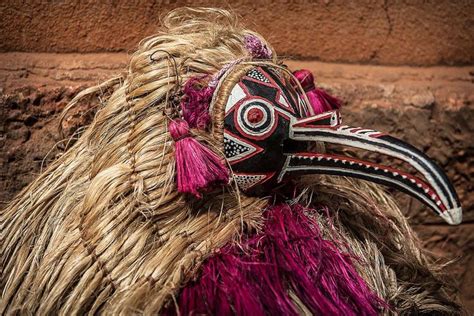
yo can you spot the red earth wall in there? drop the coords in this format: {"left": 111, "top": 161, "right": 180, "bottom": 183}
{"left": 0, "top": 0, "right": 473, "bottom": 65}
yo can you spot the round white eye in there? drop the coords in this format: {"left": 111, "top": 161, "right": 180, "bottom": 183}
{"left": 236, "top": 99, "right": 276, "bottom": 139}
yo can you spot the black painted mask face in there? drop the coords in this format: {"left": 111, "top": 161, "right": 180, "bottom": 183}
{"left": 222, "top": 66, "right": 461, "bottom": 225}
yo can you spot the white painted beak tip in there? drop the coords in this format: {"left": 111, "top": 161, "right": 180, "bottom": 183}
{"left": 440, "top": 207, "right": 462, "bottom": 225}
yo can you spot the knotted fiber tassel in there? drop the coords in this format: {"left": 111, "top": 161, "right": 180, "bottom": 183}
{"left": 293, "top": 69, "right": 341, "bottom": 115}
{"left": 169, "top": 119, "right": 229, "bottom": 198}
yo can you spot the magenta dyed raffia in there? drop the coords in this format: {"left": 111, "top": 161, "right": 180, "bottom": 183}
{"left": 293, "top": 69, "right": 342, "bottom": 115}
{"left": 169, "top": 119, "right": 229, "bottom": 198}
{"left": 181, "top": 77, "right": 214, "bottom": 129}
{"left": 165, "top": 204, "right": 387, "bottom": 315}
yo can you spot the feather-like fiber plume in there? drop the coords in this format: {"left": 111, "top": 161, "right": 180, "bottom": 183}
{"left": 166, "top": 203, "right": 386, "bottom": 316}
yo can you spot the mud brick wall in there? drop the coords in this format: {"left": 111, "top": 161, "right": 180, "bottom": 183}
{"left": 1, "top": 0, "right": 473, "bottom": 311}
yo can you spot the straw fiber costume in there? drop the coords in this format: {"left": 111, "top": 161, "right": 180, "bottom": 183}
{"left": 0, "top": 7, "right": 463, "bottom": 315}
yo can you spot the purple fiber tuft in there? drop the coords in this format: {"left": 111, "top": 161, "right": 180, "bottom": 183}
{"left": 181, "top": 76, "right": 214, "bottom": 129}
{"left": 165, "top": 204, "right": 388, "bottom": 315}
{"left": 244, "top": 34, "right": 273, "bottom": 59}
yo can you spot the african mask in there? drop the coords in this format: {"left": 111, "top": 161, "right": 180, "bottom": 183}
{"left": 223, "top": 66, "right": 462, "bottom": 225}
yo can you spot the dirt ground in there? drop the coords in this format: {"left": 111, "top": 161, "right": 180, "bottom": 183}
{"left": 0, "top": 0, "right": 473, "bottom": 312}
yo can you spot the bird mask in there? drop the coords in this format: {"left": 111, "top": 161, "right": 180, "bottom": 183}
{"left": 219, "top": 65, "right": 461, "bottom": 225}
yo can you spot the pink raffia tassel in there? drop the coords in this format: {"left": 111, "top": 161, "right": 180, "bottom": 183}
{"left": 169, "top": 119, "right": 229, "bottom": 198}
{"left": 293, "top": 69, "right": 341, "bottom": 115}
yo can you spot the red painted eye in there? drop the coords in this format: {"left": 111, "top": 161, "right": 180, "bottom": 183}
{"left": 247, "top": 108, "right": 264, "bottom": 124}
{"left": 236, "top": 99, "right": 276, "bottom": 140}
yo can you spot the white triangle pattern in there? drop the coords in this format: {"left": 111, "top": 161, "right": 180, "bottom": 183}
{"left": 234, "top": 174, "right": 267, "bottom": 191}
{"left": 278, "top": 93, "right": 291, "bottom": 109}
{"left": 225, "top": 84, "right": 246, "bottom": 113}
{"left": 224, "top": 132, "right": 257, "bottom": 162}
{"left": 247, "top": 69, "right": 270, "bottom": 83}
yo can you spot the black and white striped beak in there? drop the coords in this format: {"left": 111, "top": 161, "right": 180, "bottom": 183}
{"left": 279, "top": 111, "right": 462, "bottom": 225}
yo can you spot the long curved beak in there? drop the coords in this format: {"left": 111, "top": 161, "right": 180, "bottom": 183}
{"left": 279, "top": 111, "right": 462, "bottom": 225}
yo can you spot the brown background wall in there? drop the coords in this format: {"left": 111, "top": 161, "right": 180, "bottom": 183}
{"left": 1, "top": 0, "right": 473, "bottom": 312}
{"left": 1, "top": 0, "right": 473, "bottom": 65}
